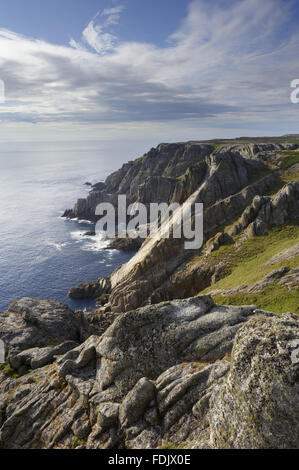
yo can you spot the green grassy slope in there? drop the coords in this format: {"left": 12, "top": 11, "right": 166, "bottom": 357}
{"left": 202, "top": 222, "right": 299, "bottom": 315}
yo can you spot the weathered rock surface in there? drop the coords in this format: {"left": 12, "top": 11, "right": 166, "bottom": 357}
{"left": 84, "top": 309, "right": 118, "bottom": 337}
{"left": 263, "top": 242, "right": 299, "bottom": 267}
{"left": 107, "top": 237, "right": 143, "bottom": 252}
{"left": 68, "top": 278, "right": 111, "bottom": 300}
{"left": 0, "top": 298, "right": 91, "bottom": 372}
{"left": 63, "top": 143, "right": 214, "bottom": 220}
{"left": 246, "top": 267, "right": 290, "bottom": 292}
{"left": 278, "top": 267, "right": 299, "bottom": 287}
{"left": 229, "top": 181, "right": 299, "bottom": 237}
{"left": 104, "top": 172, "right": 277, "bottom": 313}
{"left": 205, "top": 232, "right": 233, "bottom": 254}
{"left": 95, "top": 296, "right": 258, "bottom": 394}
{"left": 1, "top": 295, "right": 298, "bottom": 449}
{"left": 208, "top": 314, "right": 299, "bottom": 449}
{"left": 66, "top": 141, "right": 295, "bottom": 313}
{"left": 63, "top": 142, "right": 292, "bottom": 222}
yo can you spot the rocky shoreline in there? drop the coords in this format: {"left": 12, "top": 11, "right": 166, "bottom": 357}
{"left": 1, "top": 138, "right": 299, "bottom": 449}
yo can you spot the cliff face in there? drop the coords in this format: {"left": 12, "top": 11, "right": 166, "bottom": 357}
{"left": 66, "top": 141, "right": 298, "bottom": 314}
{"left": 1, "top": 138, "right": 298, "bottom": 450}
{"left": 108, "top": 173, "right": 280, "bottom": 313}
{"left": 63, "top": 142, "right": 294, "bottom": 221}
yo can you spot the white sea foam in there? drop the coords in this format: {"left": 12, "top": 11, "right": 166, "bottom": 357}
{"left": 81, "top": 234, "right": 110, "bottom": 252}
{"left": 78, "top": 219, "right": 94, "bottom": 225}
{"left": 61, "top": 214, "right": 93, "bottom": 225}
{"left": 47, "top": 241, "right": 69, "bottom": 251}
{"left": 70, "top": 230, "right": 86, "bottom": 242}
{"left": 70, "top": 230, "right": 110, "bottom": 252}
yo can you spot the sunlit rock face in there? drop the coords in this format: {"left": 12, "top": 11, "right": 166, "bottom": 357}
{"left": 1, "top": 296, "right": 298, "bottom": 449}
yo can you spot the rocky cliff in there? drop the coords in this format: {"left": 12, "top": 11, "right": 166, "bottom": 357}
{"left": 63, "top": 141, "right": 294, "bottom": 221}
{"left": 1, "top": 137, "right": 298, "bottom": 449}
{"left": 66, "top": 141, "right": 298, "bottom": 315}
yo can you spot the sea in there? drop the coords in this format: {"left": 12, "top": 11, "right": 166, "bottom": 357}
{"left": 0, "top": 140, "right": 149, "bottom": 312}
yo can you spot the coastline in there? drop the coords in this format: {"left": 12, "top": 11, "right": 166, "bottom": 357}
{"left": 0, "top": 137, "right": 298, "bottom": 449}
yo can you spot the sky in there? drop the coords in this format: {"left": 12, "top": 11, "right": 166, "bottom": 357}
{"left": 0, "top": 0, "right": 299, "bottom": 144}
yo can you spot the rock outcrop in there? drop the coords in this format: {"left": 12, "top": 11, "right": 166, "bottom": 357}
{"left": 107, "top": 237, "right": 143, "bottom": 252}
{"left": 63, "top": 142, "right": 295, "bottom": 222}
{"left": 0, "top": 298, "right": 91, "bottom": 373}
{"left": 205, "top": 232, "right": 233, "bottom": 254}
{"left": 1, "top": 296, "right": 298, "bottom": 449}
{"left": 94, "top": 296, "right": 250, "bottom": 394}
{"left": 229, "top": 181, "right": 299, "bottom": 237}
{"left": 208, "top": 314, "right": 299, "bottom": 449}
{"left": 107, "top": 172, "right": 278, "bottom": 313}
{"left": 68, "top": 278, "right": 111, "bottom": 301}
{"left": 64, "top": 142, "right": 298, "bottom": 313}
{"left": 263, "top": 242, "right": 299, "bottom": 267}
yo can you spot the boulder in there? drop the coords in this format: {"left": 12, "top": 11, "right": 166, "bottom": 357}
{"left": 95, "top": 296, "right": 261, "bottom": 393}
{"left": 0, "top": 298, "right": 91, "bottom": 371}
{"left": 205, "top": 232, "right": 233, "bottom": 254}
{"left": 119, "top": 378, "right": 155, "bottom": 428}
{"left": 107, "top": 237, "right": 143, "bottom": 252}
{"left": 209, "top": 314, "right": 299, "bottom": 449}
{"left": 68, "top": 278, "right": 111, "bottom": 300}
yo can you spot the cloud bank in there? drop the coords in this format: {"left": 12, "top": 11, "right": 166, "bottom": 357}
{"left": 0, "top": 0, "right": 298, "bottom": 133}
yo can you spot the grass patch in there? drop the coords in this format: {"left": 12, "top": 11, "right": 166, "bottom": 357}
{"left": 213, "top": 283, "right": 299, "bottom": 315}
{"left": 71, "top": 437, "right": 87, "bottom": 449}
{"left": 209, "top": 223, "right": 299, "bottom": 290}
{"left": 282, "top": 170, "right": 299, "bottom": 183}
{"left": 203, "top": 221, "right": 299, "bottom": 315}
{"left": 278, "top": 150, "right": 299, "bottom": 155}
{"left": 278, "top": 152, "right": 299, "bottom": 170}
{"left": 0, "top": 364, "right": 21, "bottom": 379}
{"left": 158, "top": 441, "right": 188, "bottom": 450}
{"left": 281, "top": 163, "right": 299, "bottom": 184}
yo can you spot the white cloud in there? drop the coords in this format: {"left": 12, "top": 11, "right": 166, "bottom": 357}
{"left": 102, "top": 6, "right": 125, "bottom": 16}
{"left": 82, "top": 20, "right": 116, "bottom": 54}
{"left": 81, "top": 4, "right": 125, "bottom": 54}
{"left": 102, "top": 5, "right": 125, "bottom": 25}
{"left": 69, "top": 38, "right": 84, "bottom": 50}
{"left": 0, "top": 0, "right": 298, "bottom": 139}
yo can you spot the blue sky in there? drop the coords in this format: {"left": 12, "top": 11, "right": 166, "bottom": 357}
{"left": 0, "top": 0, "right": 189, "bottom": 47}
{"left": 0, "top": 0, "right": 299, "bottom": 143}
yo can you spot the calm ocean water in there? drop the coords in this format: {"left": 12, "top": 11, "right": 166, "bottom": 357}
{"left": 0, "top": 140, "right": 147, "bottom": 312}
